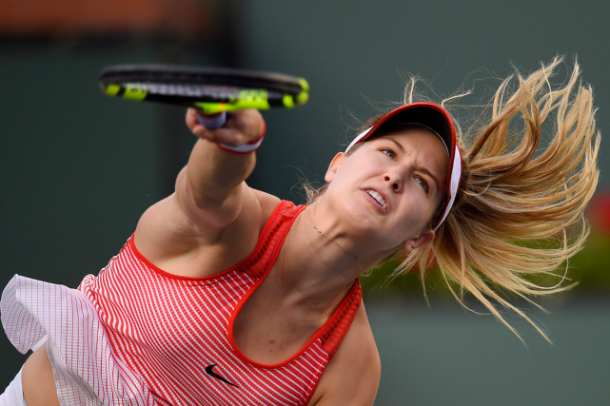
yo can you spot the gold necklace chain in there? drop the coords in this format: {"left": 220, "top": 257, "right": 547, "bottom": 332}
{"left": 312, "top": 203, "right": 323, "bottom": 234}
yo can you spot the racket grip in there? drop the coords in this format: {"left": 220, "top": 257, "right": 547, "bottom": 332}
{"left": 196, "top": 111, "right": 227, "bottom": 129}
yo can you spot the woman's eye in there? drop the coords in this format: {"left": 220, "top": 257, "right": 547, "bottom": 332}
{"left": 416, "top": 177, "right": 429, "bottom": 193}
{"left": 381, "top": 148, "right": 396, "bottom": 159}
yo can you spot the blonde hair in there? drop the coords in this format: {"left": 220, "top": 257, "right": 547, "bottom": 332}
{"left": 400, "top": 56, "right": 600, "bottom": 342}
{"left": 306, "top": 57, "right": 600, "bottom": 342}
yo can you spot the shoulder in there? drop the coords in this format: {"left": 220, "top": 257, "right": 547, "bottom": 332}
{"left": 251, "top": 187, "right": 282, "bottom": 229}
{"left": 132, "top": 185, "right": 283, "bottom": 277}
{"left": 308, "top": 302, "right": 381, "bottom": 406}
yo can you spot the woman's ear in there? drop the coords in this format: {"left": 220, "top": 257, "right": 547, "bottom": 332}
{"left": 324, "top": 152, "right": 346, "bottom": 183}
{"left": 402, "top": 229, "right": 435, "bottom": 253}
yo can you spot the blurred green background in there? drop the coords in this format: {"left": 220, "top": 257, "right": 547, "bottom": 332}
{"left": 1, "top": 0, "right": 609, "bottom": 405}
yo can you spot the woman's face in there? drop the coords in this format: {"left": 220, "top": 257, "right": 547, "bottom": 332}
{"left": 323, "top": 126, "right": 449, "bottom": 252}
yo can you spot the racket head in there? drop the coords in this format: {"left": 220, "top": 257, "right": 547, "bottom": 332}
{"left": 99, "top": 64, "right": 309, "bottom": 114}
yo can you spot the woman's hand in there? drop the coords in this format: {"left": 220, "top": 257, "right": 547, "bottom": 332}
{"left": 185, "top": 108, "right": 265, "bottom": 147}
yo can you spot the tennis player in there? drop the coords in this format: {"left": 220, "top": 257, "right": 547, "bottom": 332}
{"left": 0, "top": 57, "right": 600, "bottom": 406}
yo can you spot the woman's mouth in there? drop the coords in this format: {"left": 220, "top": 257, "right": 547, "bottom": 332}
{"left": 365, "top": 189, "right": 388, "bottom": 212}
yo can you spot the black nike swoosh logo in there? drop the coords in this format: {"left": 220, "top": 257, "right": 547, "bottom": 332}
{"left": 205, "top": 364, "right": 239, "bottom": 388}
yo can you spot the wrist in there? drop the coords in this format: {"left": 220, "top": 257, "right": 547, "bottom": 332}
{"left": 216, "top": 119, "right": 266, "bottom": 155}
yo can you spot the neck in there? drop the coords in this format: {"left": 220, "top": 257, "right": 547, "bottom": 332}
{"left": 276, "top": 200, "right": 394, "bottom": 309}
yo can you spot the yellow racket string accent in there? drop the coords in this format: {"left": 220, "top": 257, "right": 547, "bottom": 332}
{"left": 195, "top": 102, "right": 262, "bottom": 114}
{"left": 298, "top": 78, "right": 310, "bottom": 92}
{"left": 123, "top": 85, "right": 147, "bottom": 101}
{"left": 282, "top": 94, "right": 295, "bottom": 108}
{"left": 104, "top": 84, "right": 121, "bottom": 96}
{"left": 296, "top": 91, "right": 309, "bottom": 105}
{"left": 195, "top": 89, "right": 271, "bottom": 114}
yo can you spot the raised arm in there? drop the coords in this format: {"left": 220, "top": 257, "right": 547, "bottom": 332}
{"left": 177, "top": 108, "right": 264, "bottom": 229}
{"left": 134, "top": 108, "right": 279, "bottom": 277}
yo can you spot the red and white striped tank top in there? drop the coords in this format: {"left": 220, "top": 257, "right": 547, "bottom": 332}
{"left": 76, "top": 200, "right": 362, "bottom": 405}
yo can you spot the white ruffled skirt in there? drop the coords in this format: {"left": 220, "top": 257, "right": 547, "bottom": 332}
{"left": 1, "top": 275, "right": 156, "bottom": 406}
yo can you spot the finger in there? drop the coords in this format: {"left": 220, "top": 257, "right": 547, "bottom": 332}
{"left": 185, "top": 108, "right": 198, "bottom": 130}
{"left": 229, "top": 109, "right": 262, "bottom": 130}
{"left": 204, "top": 128, "right": 248, "bottom": 147}
{"left": 187, "top": 108, "right": 216, "bottom": 139}
{"left": 225, "top": 109, "right": 265, "bottom": 140}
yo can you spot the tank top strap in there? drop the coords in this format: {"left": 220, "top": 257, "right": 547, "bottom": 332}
{"left": 241, "top": 200, "right": 306, "bottom": 279}
{"left": 319, "top": 280, "right": 362, "bottom": 356}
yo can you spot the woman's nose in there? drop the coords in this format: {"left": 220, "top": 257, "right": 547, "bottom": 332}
{"left": 383, "top": 173, "right": 402, "bottom": 192}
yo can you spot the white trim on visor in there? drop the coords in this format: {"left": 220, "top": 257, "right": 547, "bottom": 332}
{"left": 345, "top": 127, "right": 372, "bottom": 153}
{"left": 435, "top": 145, "right": 462, "bottom": 230}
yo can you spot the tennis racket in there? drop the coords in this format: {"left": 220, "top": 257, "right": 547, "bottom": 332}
{"left": 99, "top": 64, "right": 309, "bottom": 128}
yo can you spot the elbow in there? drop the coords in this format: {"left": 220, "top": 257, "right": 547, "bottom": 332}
{"left": 175, "top": 168, "right": 243, "bottom": 229}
